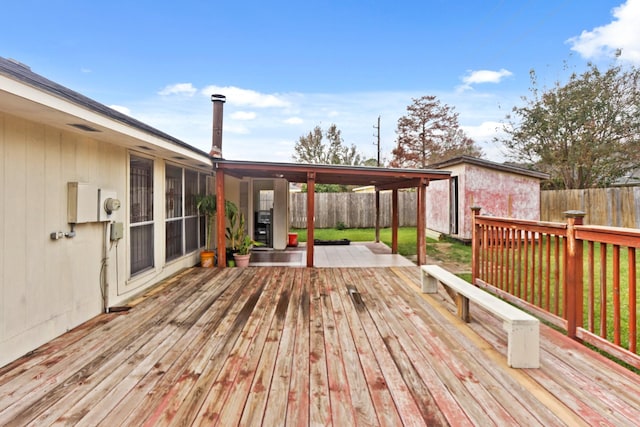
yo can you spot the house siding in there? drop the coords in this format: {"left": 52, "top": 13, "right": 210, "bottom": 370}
{"left": 0, "top": 111, "right": 204, "bottom": 367}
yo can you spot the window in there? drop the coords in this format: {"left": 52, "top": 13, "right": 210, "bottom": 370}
{"left": 165, "top": 164, "right": 207, "bottom": 262}
{"left": 184, "top": 170, "right": 199, "bottom": 253}
{"left": 259, "top": 189, "right": 274, "bottom": 210}
{"left": 198, "top": 174, "right": 207, "bottom": 247}
{"left": 165, "top": 165, "right": 183, "bottom": 261}
{"left": 130, "top": 156, "right": 154, "bottom": 275}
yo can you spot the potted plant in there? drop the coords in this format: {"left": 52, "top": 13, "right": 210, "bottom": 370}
{"left": 196, "top": 194, "right": 217, "bottom": 267}
{"left": 233, "top": 234, "right": 263, "bottom": 267}
{"left": 224, "top": 201, "right": 261, "bottom": 267}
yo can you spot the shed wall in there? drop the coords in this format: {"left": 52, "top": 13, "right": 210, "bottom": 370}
{"left": 427, "top": 163, "right": 542, "bottom": 240}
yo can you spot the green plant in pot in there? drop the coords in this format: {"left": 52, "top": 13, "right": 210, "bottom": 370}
{"left": 195, "top": 194, "right": 217, "bottom": 267}
{"left": 225, "top": 202, "right": 261, "bottom": 267}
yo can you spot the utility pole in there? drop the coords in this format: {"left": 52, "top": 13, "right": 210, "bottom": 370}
{"left": 373, "top": 116, "right": 381, "bottom": 242}
{"left": 373, "top": 116, "right": 381, "bottom": 166}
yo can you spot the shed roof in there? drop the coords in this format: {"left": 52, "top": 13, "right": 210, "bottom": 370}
{"left": 427, "top": 155, "right": 549, "bottom": 180}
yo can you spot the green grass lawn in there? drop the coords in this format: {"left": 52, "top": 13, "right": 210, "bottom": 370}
{"left": 291, "top": 227, "right": 437, "bottom": 257}
{"left": 291, "top": 226, "right": 473, "bottom": 265}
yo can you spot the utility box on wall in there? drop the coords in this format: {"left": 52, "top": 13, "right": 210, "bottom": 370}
{"left": 67, "top": 182, "right": 98, "bottom": 223}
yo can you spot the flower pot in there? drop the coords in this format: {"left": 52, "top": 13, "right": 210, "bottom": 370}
{"left": 200, "top": 250, "right": 215, "bottom": 268}
{"left": 233, "top": 253, "right": 251, "bottom": 268}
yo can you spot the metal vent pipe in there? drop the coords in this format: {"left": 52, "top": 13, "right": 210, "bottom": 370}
{"left": 210, "top": 94, "right": 226, "bottom": 158}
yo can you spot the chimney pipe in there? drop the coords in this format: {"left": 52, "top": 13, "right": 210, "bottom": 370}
{"left": 210, "top": 94, "right": 226, "bottom": 158}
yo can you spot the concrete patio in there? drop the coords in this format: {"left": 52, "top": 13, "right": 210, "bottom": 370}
{"left": 249, "top": 242, "right": 416, "bottom": 268}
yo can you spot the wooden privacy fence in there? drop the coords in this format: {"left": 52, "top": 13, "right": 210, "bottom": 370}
{"left": 289, "top": 191, "right": 417, "bottom": 229}
{"left": 541, "top": 187, "right": 640, "bottom": 227}
{"left": 471, "top": 207, "right": 640, "bottom": 370}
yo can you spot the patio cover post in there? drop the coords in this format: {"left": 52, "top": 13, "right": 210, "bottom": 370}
{"left": 216, "top": 168, "right": 226, "bottom": 267}
{"left": 375, "top": 190, "right": 380, "bottom": 243}
{"left": 306, "top": 171, "right": 316, "bottom": 267}
{"left": 416, "top": 178, "right": 427, "bottom": 265}
{"left": 391, "top": 189, "right": 399, "bottom": 253}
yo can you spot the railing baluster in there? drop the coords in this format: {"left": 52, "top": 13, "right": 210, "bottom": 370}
{"left": 537, "top": 232, "right": 543, "bottom": 306}
{"left": 545, "top": 234, "right": 551, "bottom": 311}
{"left": 588, "top": 241, "right": 595, "bottom": 332}
{"left": 507, "top": 228, "right": 513, "bottom": 295}
{"left": 629, "top": 247, "right": 637, "bottom": 354}
{"left": 530, "top": 232, "right": 536, "bottom": 304}
{"left": 509, "top": 228, "right": 517, "bottom": 295}
{"left": 516, "top": 229, "right": 522, "bottom": 299}
{"left": 554, "top": 235, "right": 560, "bottom": 316}
{"left": 600, "top": 243, "right": 608, "bottom": 339}
{"left": 523, "top": 231, "right": 529, "bottom": 301}
{"left": 613, "top": 245, "right": 621, "bottom": 346}
{"left": 482, "top": 225, "right": 488, "bottom": 281}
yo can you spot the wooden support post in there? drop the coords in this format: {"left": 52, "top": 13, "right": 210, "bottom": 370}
{"left": 215, "top": 168, "right": 226, "bottom": 267}
{"left": 564, "top": 210, "right": 585, "bottom": 339}
{"left": 456, "top": 294, "right": 470, "bottom": 323}
{"left": 471, "top": 207, "right": 481, "bottom": 286}
{"left": 416, "top": 178, "right": 427, "bottom": 266}
{"left": 306, "top": 172, "right": 316, "bottom": 267}
{"left": 375, "top": 190, "right": 380, "bottom": 243}
{"left": 391, "top": 189, "right": 399, "bottom": 254}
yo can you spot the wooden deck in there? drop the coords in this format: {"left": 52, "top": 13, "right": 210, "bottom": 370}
{"left": 1, "top": 266, "right": 639, "bottom": 426}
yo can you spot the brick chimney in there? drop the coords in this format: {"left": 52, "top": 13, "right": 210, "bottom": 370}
{"left": 210, "top": 94, "right": 226, "bottom": 158}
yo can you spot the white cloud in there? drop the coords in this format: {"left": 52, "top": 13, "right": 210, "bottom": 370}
{"left": 458, "top": 69, "right": 513, "bottom": 92}
{"left": 463, "top": 69, "right": 513, "bottom": 85}
{"left": 284, "top": 117, "right": 303, "bottom": 124}
{"left": 201, "top": 85, "right": 290, "bottom": 108}
{"left": 568, "top": 0, "right": 640, "bottom": 65}
{"left": 158, "top": 83, "right": 197, "bottom": 97}
{"left": 121, "top": 87, "right": 515, "bottom": 165}
{"left": 231, "top": 111, "right": 256, "bottom": 120}
{"left": 461, "top": 121, "right": 509, "bottom": 162}
{"left": 109, "top": 104, "right": 131, "bottom": 115}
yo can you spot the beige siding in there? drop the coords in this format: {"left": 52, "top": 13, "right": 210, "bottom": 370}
{"left": 1, "top": 113, "right": 110, "bottom": 365}
{"left": 0, "top": 112, "right": 203, "bottom": 367}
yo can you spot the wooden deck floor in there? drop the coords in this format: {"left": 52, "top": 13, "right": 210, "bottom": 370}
{"left": 1, "top": 267, "right": 639, "bottom": 426}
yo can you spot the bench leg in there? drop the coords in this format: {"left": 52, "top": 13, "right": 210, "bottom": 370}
{"left": 504, "top": 321, "right": 540, "bottom": 368}
{"left": 421, "top": 271, "right": 438, "bottom": 293}
{"left": 456, "top": 295, "right": 470, "bottom": 322}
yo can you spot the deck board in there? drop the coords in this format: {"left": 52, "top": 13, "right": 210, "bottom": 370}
{"left": 1, "top": 266, "right": 640, "bottom": 426}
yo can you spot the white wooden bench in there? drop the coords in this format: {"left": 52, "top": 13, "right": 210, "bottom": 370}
{"left": 421, "top": 265, "right": 540, "bottom": 368}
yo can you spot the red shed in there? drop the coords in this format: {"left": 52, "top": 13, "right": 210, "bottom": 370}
{"left": 426, "top": 156, "right": 548, "bottom": 241}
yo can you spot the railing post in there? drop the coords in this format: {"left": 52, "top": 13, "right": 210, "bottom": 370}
{"left": 471, "top": 207, "right": 481, "bottom": 286}
{"left": 564, "top": 210, "right": 585, "bottom": 339}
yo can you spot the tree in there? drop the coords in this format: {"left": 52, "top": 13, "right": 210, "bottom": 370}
{"left": 391, "top": 95, "right": 481, "bottom": 168}
{"left": 498, "top": 63, "right": 640, "bottom": 189}
{"left": 293, "top": 124, "right": 363, "bottom": 166}
{"left": 293, "top": 124, "right": 364, "bottom": 192}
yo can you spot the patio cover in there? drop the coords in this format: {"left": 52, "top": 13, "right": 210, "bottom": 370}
{"left": 212, "top": 159, "right": 451, "bottom": 267}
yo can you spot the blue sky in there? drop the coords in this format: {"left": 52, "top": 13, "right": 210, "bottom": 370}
{"left": 3, "top": 0, "right": 639, "bottom": 164}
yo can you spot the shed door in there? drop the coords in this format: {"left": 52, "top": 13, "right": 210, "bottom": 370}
{"left": 449, "top": 176, "right": 459, "bottom": 235}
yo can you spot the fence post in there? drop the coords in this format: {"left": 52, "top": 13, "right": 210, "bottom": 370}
{"left": 564, "top": 210, "right": 585, "bottom": 339}
{"left": 471, "top": 207, "right": 481, "bottom": 286}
